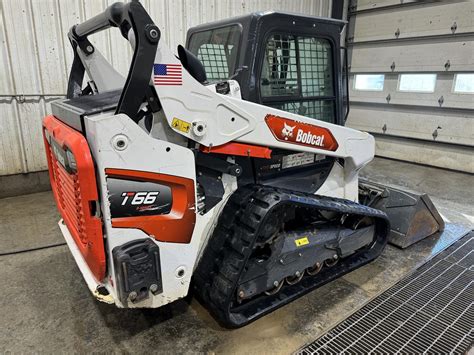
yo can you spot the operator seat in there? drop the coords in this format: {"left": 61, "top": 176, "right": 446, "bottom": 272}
{"left": 177, "top": 45, "right": 208, "bottom": 84}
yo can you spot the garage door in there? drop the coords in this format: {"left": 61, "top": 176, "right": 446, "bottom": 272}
{"left": 345, "top": 0, "right": 474, "bottom": 173}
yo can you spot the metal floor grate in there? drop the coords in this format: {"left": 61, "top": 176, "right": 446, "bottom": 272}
{"left": 297, "top": 232, "right": 473, "bottom": 355}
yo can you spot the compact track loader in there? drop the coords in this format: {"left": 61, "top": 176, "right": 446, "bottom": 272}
{"left": 43, "top": 1, "right": 443, "bottom": 327}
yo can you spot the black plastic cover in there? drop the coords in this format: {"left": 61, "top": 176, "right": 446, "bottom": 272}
{"left": 112, "top": 239, "right": 162, "bottom": 305}
{"left": 178, "top": 45, "right": 208, "bottom": 84}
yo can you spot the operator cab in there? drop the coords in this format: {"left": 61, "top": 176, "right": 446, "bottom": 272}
{"left": 186, "top": 12, "right": 347, "bottom": 126}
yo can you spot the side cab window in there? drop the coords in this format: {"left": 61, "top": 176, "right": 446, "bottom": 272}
{"left": 260, "top": 34, "right": 336, "bottom": 123}
{"left": 188, "top": 25, "right": 241, "bottom": 82}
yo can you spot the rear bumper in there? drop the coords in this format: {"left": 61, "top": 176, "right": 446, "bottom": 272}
{"left": 58, "top": 218, "right": 113, "bottom": 304}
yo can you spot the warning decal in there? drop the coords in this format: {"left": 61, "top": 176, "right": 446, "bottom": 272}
{"left": 171, "top": 117, "right": 191, "bottom": 133}
{"left": 295, "top": 236, "right": 310, "bottom": 247}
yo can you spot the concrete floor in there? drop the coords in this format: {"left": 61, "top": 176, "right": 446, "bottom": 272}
{"left": 0, "top": 157, "right": 472, "bottom": 353}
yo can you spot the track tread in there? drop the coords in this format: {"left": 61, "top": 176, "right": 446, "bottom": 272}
{"left": 193, "top": 185, "right": 389, "bottom": 328}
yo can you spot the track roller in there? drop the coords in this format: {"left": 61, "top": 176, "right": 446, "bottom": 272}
{"left": 306, "top": 262, "right": 323, "bottom": 276}
{"left": 324, "top": 255, "right": 339, "bottom": 267}
{"left": 265, "top": 280, "right": 284, "bottom": 295}
{"left": 285, "top": 271, "right": 304, "bottom": 285}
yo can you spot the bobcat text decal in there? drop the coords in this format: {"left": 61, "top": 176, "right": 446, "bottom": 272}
{"left": 265, "top": 114, "right": 339, "bottom": 151}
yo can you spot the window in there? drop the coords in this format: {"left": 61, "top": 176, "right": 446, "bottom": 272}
{"left": 188, "top": 25, "right": 241, "bottom": 82}
{"left": 398, "top": 74, "right": 437, "bottom": 92}
{"left": 299, "top": 37, "right": 334, "bottom": 98}
{"left": 354, "top": 74, "right": 384, "bottom": 91}
{"left": 267, "top": 100, "right": 334, "bottom": 122}
{"left": 453, "top": 74, "right": 474, "bottom": 93}
{"left": 260, "top": 35, "right": 335, "bottom": 122}
{"left": 260, "top": 35, "right": 299, "bottom": 97}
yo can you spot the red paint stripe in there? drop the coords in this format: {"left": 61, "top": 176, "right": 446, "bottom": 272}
{"left": 200, "top": 142, "right": 272, "bottom": 159}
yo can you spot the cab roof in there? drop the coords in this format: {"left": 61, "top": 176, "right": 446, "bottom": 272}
{"left": 187, "top": 11, "right": 346, "bottom": 35}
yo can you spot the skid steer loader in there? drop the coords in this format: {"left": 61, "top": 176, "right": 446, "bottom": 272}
{"left": 42, "top": 1, "right": 443, "bottom": 327}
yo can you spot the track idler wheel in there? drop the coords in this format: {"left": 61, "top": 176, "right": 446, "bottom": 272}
{"left": 306, "top": 262, "right": 323, "bottom": 276}
{"left": 324, "top": 255, "right": 339, "bottom": 267}
{"left": 285, "top": 271, "right": 304, "bottom": 285}
{"left": 265, "top": 280, "right": 284, "bottom": 295}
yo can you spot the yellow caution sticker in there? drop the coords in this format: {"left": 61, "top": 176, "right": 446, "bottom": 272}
{"left": 295, "top": 236, "right": 309, "bottom": 247}
{"left": 171, "top": 117, "right": 191, "bottom": 133}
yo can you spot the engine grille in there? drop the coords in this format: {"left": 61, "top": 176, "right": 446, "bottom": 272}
{"left": 297, "top": 231, "right": 473, "bottom": 354}
{"left": 50, "top": 153, "right": 86, "bottom": 244}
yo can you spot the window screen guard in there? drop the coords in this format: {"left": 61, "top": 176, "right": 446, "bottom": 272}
{"left": 260, "top": 34, "right": 336, "bottom": 123}
{"left": 188, "top": 25, "right": 241, "bottom": 82}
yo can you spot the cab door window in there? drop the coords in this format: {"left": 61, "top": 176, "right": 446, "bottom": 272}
{"left": 260, "top": 34, "right": 335, "bottom": 123}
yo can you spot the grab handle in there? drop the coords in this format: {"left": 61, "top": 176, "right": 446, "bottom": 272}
{"left": 67, "top": 1, "right": 160, "bottom": 123}
{"left": 73, "top": 2, "right": 124, "bottom": 39}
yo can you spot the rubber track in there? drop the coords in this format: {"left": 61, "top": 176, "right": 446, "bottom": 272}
{"left": 193, "top": 185, "right": 389, "bottom": 328}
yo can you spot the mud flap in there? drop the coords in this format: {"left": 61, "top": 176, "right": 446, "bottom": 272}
{"left": 359, "top": 179, "right": 445, "bottom": 248}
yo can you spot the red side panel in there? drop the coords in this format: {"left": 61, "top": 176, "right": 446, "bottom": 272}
{"left": 43, "top": 115, "right": 106, "bottom": 281}
{"left": 106, "top": 169, "right": 196, "bottom": 244}
{"left": 200, "top": 142, "right": 272, "bottom": 159}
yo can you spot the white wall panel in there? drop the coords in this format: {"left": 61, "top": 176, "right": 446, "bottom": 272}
{"left": 373, "top": 135, "right": 474, "bottom": 174}
{"left": 349, "top": 1, "right": 474, "bottom": 41}
{"left": 2, "top": 0, "right": 43, "bottom": 95}
{"left": 30, "top": 0, "right": 69, "bottom": 95}
{"left": 349, "top": 73, "right": 474, "bottom": 110}
{"left": 0, "top": 100, "right": 23, "bottom": 174}
{"left": 350, "top": 37, "right": 474, "bottom": 73}
{"left": 349, "top": 0, "right": 419, "bottom": 12}
{"left": 347, "top": 103, "right": 474, "bottom": 146}
{"left": 0, "top": 0, "right": 330, "bottom": 176}
{"left": 0, "top": 4, "right": 14, "bottom": 96}
{"left": 346, "top": 0, "right": 474, "bottom": 172}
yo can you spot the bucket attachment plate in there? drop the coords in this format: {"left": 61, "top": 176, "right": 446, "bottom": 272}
{"left": 359, "top": 179, "right": 445, "bottom": 248}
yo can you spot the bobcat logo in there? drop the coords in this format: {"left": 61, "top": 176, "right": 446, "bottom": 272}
{"left": 281, "top": 122, "right": 296, "bottom": 140}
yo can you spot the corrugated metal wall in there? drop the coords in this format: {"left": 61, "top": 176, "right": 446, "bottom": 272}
{"left": 345, "top": 0, "right": 474, "bottom": 173}
{"left": 0, "top": 0, "right": 332, "bottom": 176}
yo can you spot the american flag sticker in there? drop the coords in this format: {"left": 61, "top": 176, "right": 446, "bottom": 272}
{"left": 153, "top": 63, "right": 182, "bottom": 86}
